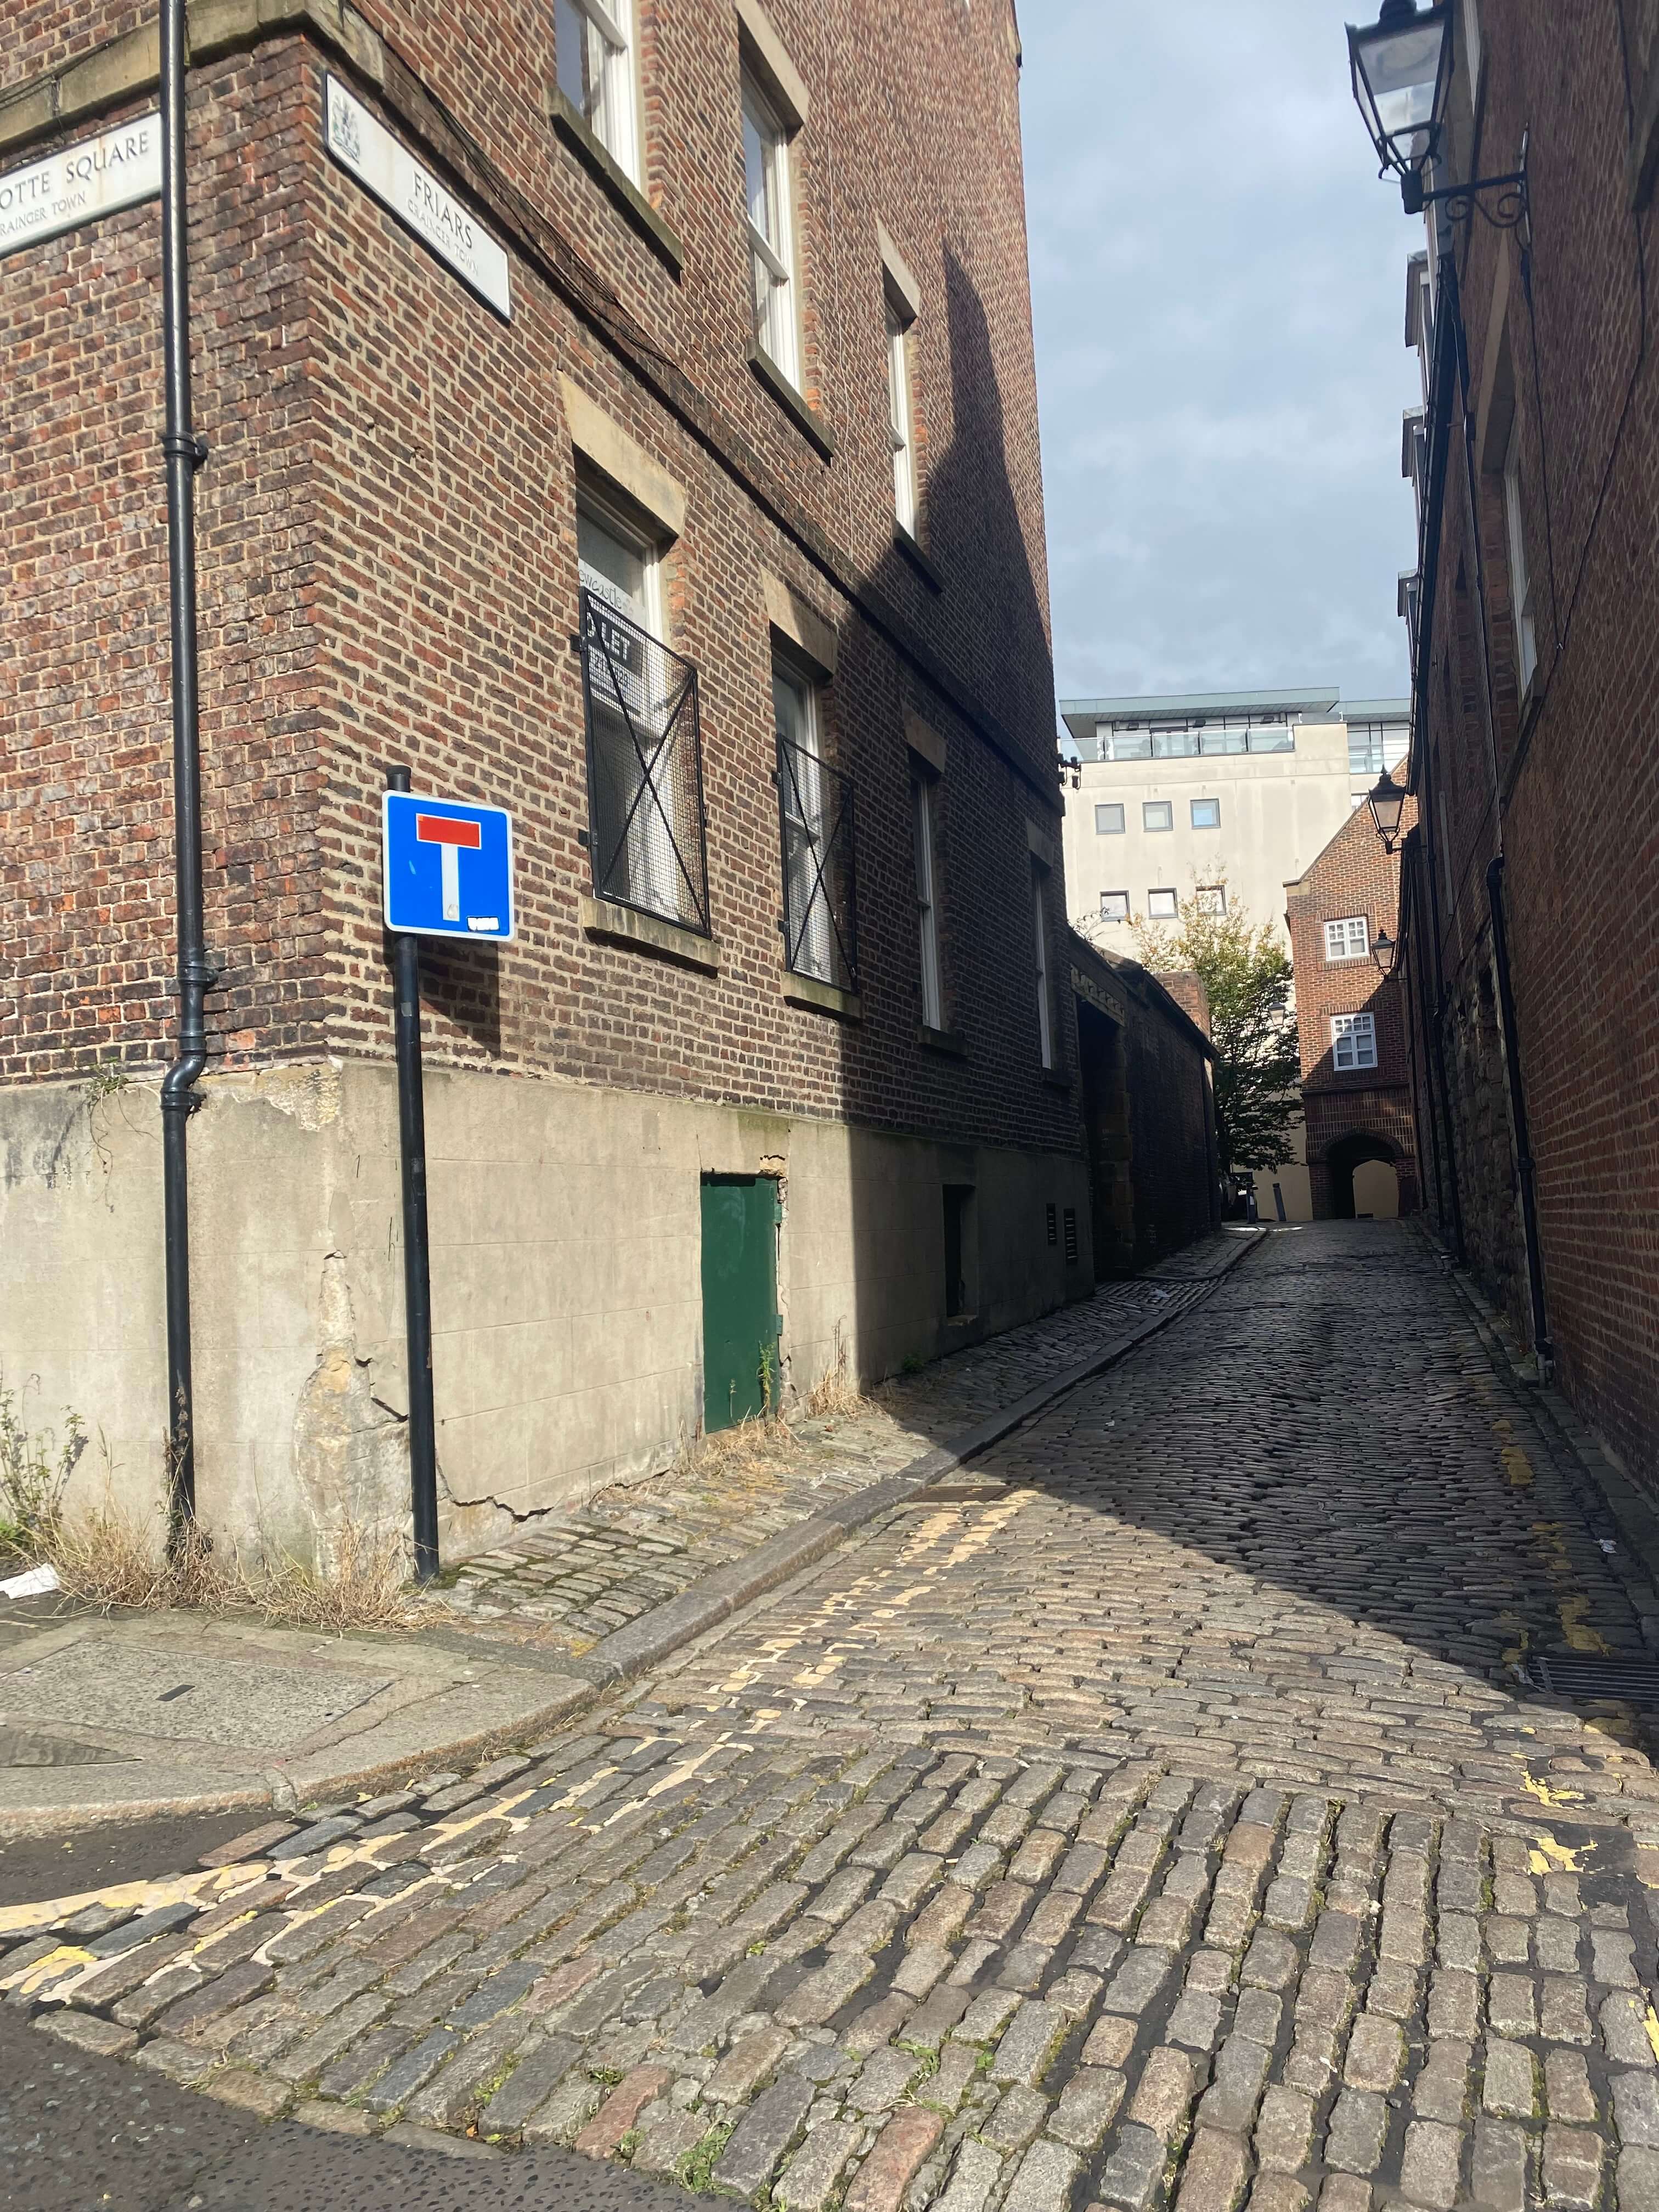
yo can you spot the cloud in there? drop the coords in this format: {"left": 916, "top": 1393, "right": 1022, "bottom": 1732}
{"left": 1022, "top": 0, "right": 1422, "bottom": 702}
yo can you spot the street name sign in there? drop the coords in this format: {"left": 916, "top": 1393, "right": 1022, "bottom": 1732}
{"left": 0, "top": 112, "right": 161, "bottom": 259}
{"left": 325, "top": 76, "right": 512, "bottom": 318}
{"left": 383, "top": 792, "right": 515, "bottom": 942}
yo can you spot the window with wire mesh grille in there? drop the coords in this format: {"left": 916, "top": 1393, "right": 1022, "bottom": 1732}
{"left": 776, "top": 730, "right": 859, "bottom": 992}
{"left": 578, "top": 586, "right": 709, "bottom": 934}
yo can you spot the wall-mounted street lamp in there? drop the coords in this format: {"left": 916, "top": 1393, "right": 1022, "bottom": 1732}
{"left": 1372, "top": 928, "right": 1398, "bottom": 977}
{"left": 1346, "top": 0, "right": 1528, "bottom": 227}
{"left": 1366, "top": 765, "right": 1407, "bottom": 852}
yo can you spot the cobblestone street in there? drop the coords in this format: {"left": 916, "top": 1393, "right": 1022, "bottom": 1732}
{"left": 441, "top": 1237, "right": 1239, "bottom": 1650}
{"left": 10, "top": 1223, "right": 1659, "bottom": 2210}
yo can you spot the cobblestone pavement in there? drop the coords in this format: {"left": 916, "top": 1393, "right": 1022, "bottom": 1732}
{"left": 443, "top": 1237, "right": 1248, "bottom": 1647}
{"left": 11, "top": 1223, "right": 1659, "bottom": 2210}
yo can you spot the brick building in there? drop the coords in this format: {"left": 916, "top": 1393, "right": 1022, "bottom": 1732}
{"left": 1285, "top": 804, "right": 1419, "bottom": 1221}
{"left": 0, "top": 0, "right": 1098, "bottom": 1563}
{"left": 1378, "top": 1, "right": 1659, "bottom": 1488}
{"left": 1068, "top": 933, "right": 1220, "bottom": 1274}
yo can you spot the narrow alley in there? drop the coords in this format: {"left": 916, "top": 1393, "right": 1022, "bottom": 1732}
{"left": 8, "top": 1224, "right": 1659, "bottom": 2211}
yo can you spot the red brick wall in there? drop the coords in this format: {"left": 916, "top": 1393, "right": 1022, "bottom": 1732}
{"left": 1406, "top": 0, "right": 1659, "bottom": 1482}
{"left": 1286, "top": 802, "right": 1419, "bottom": 1215}
{"left": 2, "top": 2, "right": 1079, "bottom": 1163}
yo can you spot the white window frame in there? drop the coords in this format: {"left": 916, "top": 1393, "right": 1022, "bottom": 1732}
{"left": 1032, "top": 864, "right": 1053, "bottom": 1070}
{"left": 1193, "top": 885, "right": 1226, "bottom": 916}
{"left": 1100, "top": 890, "right": 1130, "bottom": 923}
{"left": 743, "top": 72, "right": 798, "bottom": 386}
{"left": 1331, "top": 1012, "right": 1378, "bottom": 1072}
{"left": 1094, "top": 802, "right": 1125, "bottom": 836}
{"left": 1143, "top": 800, "right": 1173, "bottom": 833}
{"left": 887, "top": 297, "right": 918, "bottom": 534}
{"left": 1503, "top": 414, "right": 1538, "bottom": 693}
{"left": 1190, "top": 797, "right": 1221, "bottom": 830}
{"left": 1324, "top": 916, "right": 1370, "bottom": 963}
{"left": 556, "top": 0, "right": 640, "bottom": 181}
{"left": 912, "top": 772, "right": 943, "bottom": 1030}
{"left": 1147, "top": 888, "right": 1178, "bottom": 921}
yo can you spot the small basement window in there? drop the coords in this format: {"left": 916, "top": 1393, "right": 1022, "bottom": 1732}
{"left": 943, "top": 1183, "right": 976, "bottom": 1318}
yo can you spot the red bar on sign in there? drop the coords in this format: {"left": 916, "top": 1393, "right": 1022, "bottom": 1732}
{"left": 415, "top": 814, "right": 482, "bottom": 849}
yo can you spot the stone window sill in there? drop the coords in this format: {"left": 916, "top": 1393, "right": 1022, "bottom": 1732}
{"left": 894, "top": 522, "right": 943, "bottom": 594}
{"left": 783, "top": 969, "right": 862, "bottom": 1020}
{"left": 579, "top": 894, "right": 720, "bottom": 974}
{"left": 748, "top": 342, "right": 836, "bottom": 460}
{"left": 1041, "top": 1068, "right": 1074, "bottom": 1092}
{"left": 918, "top": 1024, "right": 967, "bottom": 1058}
{"left": 548, "top": 87, "right": 685, "bottom": 278}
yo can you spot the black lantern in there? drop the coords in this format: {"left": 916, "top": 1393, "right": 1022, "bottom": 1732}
{"left": 1372, "top": 928, "right": 1398, "bottom": 977}
{"left": 1347, "top": 1, "right": 1452, "bottom": 213}
{"left": 1346, "top": 2, "right": 1528, "bottom": 228}
{"left": 1367, "top": 766, "right": 1407, "bottom": 853}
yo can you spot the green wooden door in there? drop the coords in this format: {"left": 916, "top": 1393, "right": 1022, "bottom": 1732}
{"left": 701, "top": 1175, "right": 780, "bottom": 1432}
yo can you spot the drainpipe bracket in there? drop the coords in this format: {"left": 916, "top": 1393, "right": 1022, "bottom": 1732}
{"left": 160, "top": 430, "right": 210, "bottom": 470}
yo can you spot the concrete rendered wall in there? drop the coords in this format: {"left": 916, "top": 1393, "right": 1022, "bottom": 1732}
{"left": 1, "top": 1065, "right": 1088, "bottom": 1568}
{"left": 1061, "top": 723, "right": 1356, "bottom": 951}
{"left": 1247, "top": 1123, "right": 1313, "bottom": 1226}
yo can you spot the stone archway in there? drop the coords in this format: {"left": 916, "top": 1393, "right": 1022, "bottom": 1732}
{"left": 1325, "top": 1131, "right": 1402, "bottom": 1220}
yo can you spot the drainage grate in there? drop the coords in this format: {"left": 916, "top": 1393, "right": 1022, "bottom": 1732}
{"left": 903, "top": 1483, "right": 1013, "bottom": 1506}
{"left": 1527, "top": 1655, "right": 1659, "bottom": 1705}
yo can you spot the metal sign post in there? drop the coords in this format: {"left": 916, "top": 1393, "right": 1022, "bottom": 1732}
{"left": 385, "top": 766, "right": 439, "bottom": 1582}
{"left": 380, "top": 771, "right": 515, "bottom": 1583}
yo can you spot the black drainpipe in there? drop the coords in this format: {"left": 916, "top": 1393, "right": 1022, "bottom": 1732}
{"left": 157, "top": 0, "right": 211, "bottom": 1541}
{"left": 1449, "top": 242, "right": 1554, "bottom": 1373}
{"left": 1486, "top": 857, "right": 1553, "bottom": 1369}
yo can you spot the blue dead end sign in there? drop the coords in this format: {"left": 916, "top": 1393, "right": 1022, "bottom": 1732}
{"left": 382, "top": 791, "right": 514, "bottom": 941}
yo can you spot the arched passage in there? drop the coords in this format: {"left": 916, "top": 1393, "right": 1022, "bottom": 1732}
{"left": 1326, "top": 1132, "right": 1401, "bottom": 1220}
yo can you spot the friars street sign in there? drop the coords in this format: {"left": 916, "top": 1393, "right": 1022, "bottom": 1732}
{"left": 325, "top": 76, "right": 512, "bottom": 319}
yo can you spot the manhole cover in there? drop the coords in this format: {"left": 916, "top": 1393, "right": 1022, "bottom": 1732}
{"left": 1526, "top": 1655, "right": 1659, "bottom": 1705}
{"left": 1, "top": 1640, "right": 394, "bottom": 1750}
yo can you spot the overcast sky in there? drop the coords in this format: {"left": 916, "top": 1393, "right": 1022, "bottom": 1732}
{"left": 1019, "top": 0, "right": 1421, "bottom": 709}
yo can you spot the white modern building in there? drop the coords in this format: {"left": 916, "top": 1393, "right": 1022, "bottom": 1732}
{"left": 1057, "top": 686, "right": 1409, "bottom": 1219}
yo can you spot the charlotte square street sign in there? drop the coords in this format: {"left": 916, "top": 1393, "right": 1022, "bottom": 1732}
{"left": 0, "top": 112, "right": 161, "bottom": 258}
{"left": 382, "top": 792, "right": 515, "bottom": 942}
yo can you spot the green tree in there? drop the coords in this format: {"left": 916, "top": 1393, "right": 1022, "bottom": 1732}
{"left": 1127, "top": 887, "right": 1302, "bottom": 1176}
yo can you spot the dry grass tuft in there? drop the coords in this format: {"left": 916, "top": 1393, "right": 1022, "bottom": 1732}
{"left": 39, "top": 1498, "right": 435, "bottom": 1633}
{"left": 676, "top": 1414, "right": 797, "bottom": 1487}
{"left": 255, "top": 1517, "right": 432, "bottom": 1633}
{"left": 804, "top": 1322, "right": 872, "bottom": 1423}
{"left": 49, "top": 1506, "right": 232, "bottom": 1612}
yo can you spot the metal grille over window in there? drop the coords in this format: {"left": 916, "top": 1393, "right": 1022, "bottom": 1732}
{"left": 578, "top": 586, "right": 709, "bottom": 934}
{"left": 776, "top": 733, "right": 858, "bottom": 991}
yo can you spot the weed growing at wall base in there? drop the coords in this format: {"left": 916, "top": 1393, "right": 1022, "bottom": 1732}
{"left": 0, "top": 1370, "right": 86, "bottom": 1555}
